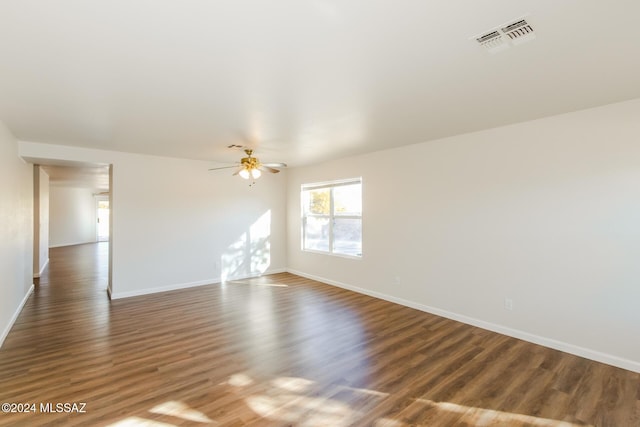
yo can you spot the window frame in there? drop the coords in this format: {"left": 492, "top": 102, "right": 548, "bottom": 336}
{"left": 301, "top": 177, "right": 362, "bottom": 258}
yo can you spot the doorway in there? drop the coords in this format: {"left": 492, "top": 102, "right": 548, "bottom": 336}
{"left": 34, "top": 161, "right": 113, "bottom": 297}
{"left": 96, "top": 198, "right": 110, "bottom": 242}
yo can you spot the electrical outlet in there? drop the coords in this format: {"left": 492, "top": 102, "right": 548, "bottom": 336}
{"left": 393, "top": 276, "right": 401, "bottom": 286}
{"left": 504, "top": 297, "right": 514, "bottom": 311}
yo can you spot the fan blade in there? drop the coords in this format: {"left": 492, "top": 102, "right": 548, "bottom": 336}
{"left": 260, "top": 165, "right": 280, "bottom": 174}
{"left": 208, "top": 165, "right": 239, "bottom": 171}
{"left": 262, "top": 162, "right": 287, "bottom": 168}
{"left": 232, "top": 167, "right": 243, "bottom": 176}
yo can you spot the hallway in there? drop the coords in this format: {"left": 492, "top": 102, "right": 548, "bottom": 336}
{"left": 35, "top": 241, "right": 109, "bottom": 299}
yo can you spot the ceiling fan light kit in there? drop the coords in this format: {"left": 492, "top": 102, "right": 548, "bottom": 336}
{"left": 209, "top": 149, "right": 286, "bottom": 184}
{"left": 239, "top": 168, "right": 250, "bottom": 179}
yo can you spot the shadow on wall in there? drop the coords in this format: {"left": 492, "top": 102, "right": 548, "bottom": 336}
{"left": 221, "top": 210, "right": 272, "bottom": 281}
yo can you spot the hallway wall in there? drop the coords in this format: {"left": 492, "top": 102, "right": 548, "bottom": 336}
{"left": 0, "top": 121, "right": 33, "bottom": 346}
{"left": 49, "top": 185, "right": 96, "bottom": 247}
{"left": 33, "top": 165, "right": 49, "bottom": 276}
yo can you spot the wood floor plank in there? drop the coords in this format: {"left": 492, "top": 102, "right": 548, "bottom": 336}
{"left": 0, "top": 242, "right": 638, "bottom": 426}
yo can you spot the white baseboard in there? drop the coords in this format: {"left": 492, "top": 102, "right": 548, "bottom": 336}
{"left": 221, "top": 268, "right": 287, "bottom": 283}
{"left": 33, "top": 258, "right": 49, "bottom": 278}
{"left": 49, "top": 241, "right": 95, "bottom": 249}
{"left": 287, "top": 269, "right": 640, "bottom": 374}
{"left": 109, "top": 268, "right": 288, "bottom": 300}
{"left": 0, "top": 284, "right": 35, "bottom": 348}
{"left": 109, "top": 278, "right": 216, "bottom": 299}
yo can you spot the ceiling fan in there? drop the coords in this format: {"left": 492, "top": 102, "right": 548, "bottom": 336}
{"left": 208, "top": 149, "right": 287, "bottom": 180}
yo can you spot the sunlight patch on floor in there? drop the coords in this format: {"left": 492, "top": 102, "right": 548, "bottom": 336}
{"left": 149, "top": 400, "right": 213, "bottom": 423}
{"left": 109, "top": 373, "right": 582, "bottom": 426}
{"left": 415, "top": 399, "right": 583, "bottom": 426}
{"left": 107, "top": 417, "right": 176, "bottom": 427}
{"left": 108, "top": 401, "right": 216, "bottom": 426}
{"left": 339, "top": 385, "right": 389, "bottom": 397}
{"left": 246, "top": 394, "right": 355, "bottom": 426}
{"left": 225, "top": 372, "right": 389, "bottom": 426}
{"left": 226, "top": 372, "right": 255, "bottom": 387}
{"left": 271, "top": 376, "right": 314, "bottom": 392}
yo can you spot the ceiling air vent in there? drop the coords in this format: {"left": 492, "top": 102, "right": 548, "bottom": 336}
{"left": 501, "top": 19, "right": 535, "bottom": 45}
{"left": 473, "top": 17, "right": 535, "bottom": 53}
{"left": 476, "top": 31, "right": 507, "bottom": 53}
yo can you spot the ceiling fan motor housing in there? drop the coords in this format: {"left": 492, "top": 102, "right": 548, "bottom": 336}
{"left": 241, "top": 156, "right": 260, "bottom": 169}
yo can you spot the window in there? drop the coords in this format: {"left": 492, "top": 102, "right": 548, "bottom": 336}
{"left": 301, "top": 178, "right": 362, "bottom": 257}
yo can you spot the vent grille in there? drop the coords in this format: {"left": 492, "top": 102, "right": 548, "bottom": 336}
{"left": 475, "top": 31, "right": 508, "bottom": 53}
{"left": 501, "top": 19, "right": 534, "bottom": 44}
{"left": 476, "top": 31, "right": 501, "bottom": 44}
{"left": 474, "top": 17, "right": 535, "bottom": 53}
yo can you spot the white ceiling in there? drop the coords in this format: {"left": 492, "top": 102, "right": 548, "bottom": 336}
{"left": 1, "top": 1, "right": 640, "bottom": 168}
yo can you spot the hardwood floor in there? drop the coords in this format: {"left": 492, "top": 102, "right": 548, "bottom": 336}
{"left": 0, "top": 243, "right": 638, "bottom": 426}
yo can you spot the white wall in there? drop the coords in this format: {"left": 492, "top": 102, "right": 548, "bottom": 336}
{"left": 33, "top": 166, "right": 50, "bottom": 276}
{"left": 287, "top": 98, "right": 640, "bottom": 372}
{"left": 0, "top": 121, "right": 33, "bottom": 347}
{"left": 19, "top": 142, "right": 287, "bottom": 299}
{"left": 49, "top": 186, "right": 96, "bottom": 248}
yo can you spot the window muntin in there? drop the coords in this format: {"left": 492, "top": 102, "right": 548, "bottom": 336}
{"left": 302, "top": 178, "right": 362, "bottom": 257}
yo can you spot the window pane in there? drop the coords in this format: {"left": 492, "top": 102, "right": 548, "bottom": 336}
{"left": 304, "top": 216, "right": 330, "bottom": 252}
{"left": 303, "top": 188, "right": 331, "bottom": 215}
{"left": 333, "top": 184, "right": 362, "bottom": 216}
{"left": 333, "top": 218, "right": 362, "bottom": 256}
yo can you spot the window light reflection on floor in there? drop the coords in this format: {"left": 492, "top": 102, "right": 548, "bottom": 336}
{"left": 106, "top": 401, "right": 213, "bottom": 427}
{"left": 107, "top": 373, "right": 584, "bottom": 426}
{"left": 107, "top": 417, "right": 176, "bottom": 427}
{"left": 412, "top": 398, "right": 582, "bottom": 426}
{"left": 149, "top": 401, "right": 213, "bottom": 423}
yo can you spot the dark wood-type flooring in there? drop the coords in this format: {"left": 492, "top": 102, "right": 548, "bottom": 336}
{"left": 0, "top": 243, "right": 638, "bottom": 426}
